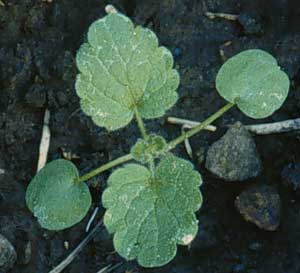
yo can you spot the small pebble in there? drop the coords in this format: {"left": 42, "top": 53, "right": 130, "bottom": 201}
{"left": 205, "top": 122, "right": 261, "bottom": 181}
{"left": 0, "top": 234, "right": 17, "bottom": 273}
{"left": 235, "top": 185, "right": 281, "bottom": 231}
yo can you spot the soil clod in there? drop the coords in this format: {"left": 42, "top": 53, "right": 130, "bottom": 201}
{"left": 205, "top": 122, "right": 261, "bottom": 181}
{"left": 235, "top": 185, "right": 281, "bottom": 231}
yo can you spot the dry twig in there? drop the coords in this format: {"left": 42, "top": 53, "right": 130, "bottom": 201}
{"left": 167, "top": 116, "right": 300, "bottom": 135}
{"left": 37, "top": 109, "right": 51, "bottom": 172}
{"left": 49, "top": 220, "right": 103, "bottom": 273}
{"left": 86, "top": 207, "right": 99, "bottom": 232}
{"left": 167, "top": 117, "right": 217, "bottom": 131}
{"left": 205, "top": 11, "right": 238, "bottom": 21}
{"left": 182, "top": 125, "right": 193, "bottom": 159}
{"left": 244, "top": 118, "right": 300, "bottom": 135}
{"left": 97, "top": 262, "right": 123, "bottom": 273}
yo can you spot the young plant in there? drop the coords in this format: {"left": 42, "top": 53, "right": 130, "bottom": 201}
{"left": 25, "top": 10, "right": 290, "bottom": 268}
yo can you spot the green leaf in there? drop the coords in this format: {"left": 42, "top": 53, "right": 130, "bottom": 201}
{"left": 130, "top": 134, "right": 167, "bottom": 163}
{"left": 102, "top": 154, "right": 202, "bottom": 267}
{"left": 216, "top": 49, "right": 290, "bottom": 119}
{"left": 26, "top": 159, "right": 92, "bottom": 231}
{"left": 76, "top": 13, "right": 179, "bottom": 131}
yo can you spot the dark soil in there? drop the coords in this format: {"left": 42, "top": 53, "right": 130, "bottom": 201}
{"left": 1, "top": 0, "right": 300, "bottom": 272}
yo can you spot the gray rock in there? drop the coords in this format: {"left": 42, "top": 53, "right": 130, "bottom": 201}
{"left": 235, "top": 185, "right": 281, "bottom": 231}
{"left": 205, "top": 122, "right": 261, "bottom": 181}
{"left": 0, "top": 234, "right": 17, "bottom": 273}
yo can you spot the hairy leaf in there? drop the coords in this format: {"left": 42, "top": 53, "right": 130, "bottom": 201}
{"left": 102, "top": 154, "right": 202, "bottom": 267}
{"left": 130, "top": 134, "right": 167, "bottom": 163}
{"left": 76, "top": 13, "right": 179, "bottom": 130}
{"left": 26, "top": 160, "right": 91, "bottom": 230}
{"left": 216, "top": 49, "right": 290, "bottom": 118}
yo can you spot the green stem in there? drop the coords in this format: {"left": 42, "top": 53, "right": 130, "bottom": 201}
{"left": 133, "top": 108, "right": 157, "bottom": 176}
{"left": 77, "top": 102, "right": 234, "bottom": 183}
{"left": 134, "top": 108, "right": 147, "bottom": 138}
{"left": 77, "top": 154, "right": 133, "bottom": 183}
{"left": 167, "top": 102, "right": 234, "bottom": 150}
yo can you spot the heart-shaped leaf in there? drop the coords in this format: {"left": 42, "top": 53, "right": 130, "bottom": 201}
{"left": 26, "top": 159, "right": 92, "bottom": 230}
{"left": 76, "top": 13, "right": 179, "bottom": 130}
{"left": 102, "top": 154, "right": 202, "bottom": 267}
{"left": 216, "top": 49, "right": 290, "bottom": 118}
{"left": 130, "top": 134, "right": 167, "bottom": 163}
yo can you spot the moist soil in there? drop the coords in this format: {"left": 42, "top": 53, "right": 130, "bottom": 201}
{"left": 1, "top": 0, "right": 300, "bottom": 272}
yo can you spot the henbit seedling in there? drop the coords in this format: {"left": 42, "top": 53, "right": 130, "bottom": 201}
{"left": 25, "top": 9, "right": 290, "bottom": 268}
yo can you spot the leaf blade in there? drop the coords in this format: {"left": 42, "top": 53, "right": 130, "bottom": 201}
{"left": 216, "top": 49, "right": 290, "bottom": 119}
{"left": 76, "top": 13, "right": 179, "bottom": 130}
{"left": 102, "top": 154, "right": 202, "bottom": 267}
{"left": 26, "top": 159, "right": 91, "bottom": 231}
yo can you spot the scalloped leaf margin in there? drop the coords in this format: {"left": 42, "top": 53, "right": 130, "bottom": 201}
{"left": 76, "top": 13, "right": 180, "bottom": 131}
{"left": 102, "top": 154, "right": 203, "bottom": 267}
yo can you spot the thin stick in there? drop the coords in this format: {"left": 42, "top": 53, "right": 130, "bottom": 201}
{"left": 97, "top": 262, "right": 123, "bottom": 273}
{"left": 182, "top": 125, "right": 193, "bottom": 159}
{"left": 0, "top": 1, "right": 4, "bottom": 7}
{"left": 86, "top": 207, "right": 99, "bottom": 232}
{"left": 49, "top": 220, "right": 103, "bottom": 273}
{"left": 167, "top": 117, "right": 217, "bottom": 131}
{"left": 168, "top": 116, "right": 300, "bottom": 135}
{"left": 37, "top": 109, "right": 51, "bottom": 172}
{"left": 245, "top": 118, "right": 300, "bottom": 135}
{"left": 205, "top": 11, "right": 238, "bottom": 21}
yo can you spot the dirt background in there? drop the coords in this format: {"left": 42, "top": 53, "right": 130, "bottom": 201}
{"left": 1, "top": 0, "right": 300, "bottom": 272}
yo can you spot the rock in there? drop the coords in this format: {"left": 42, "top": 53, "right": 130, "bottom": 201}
{"left": 281, "top": 163, "right": 300, "bottom": 191}
{"left": 235, "top": 185, "right": 281, "bottom": 231}
{"left": 0, "top": 234, "right": 17, "bottom": 273}
{"left": 205, "top": 122, "right": 261, "bottom": 181}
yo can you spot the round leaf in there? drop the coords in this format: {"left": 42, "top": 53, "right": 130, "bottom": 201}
{"left": 216, "top": 49, "right": 290, "bottom": 118}
{"left": 102, "top": 154, "right": 202, "bottom": 267}
{"left": 26, "top": 159, "right": 92, "bottom": 231}
{"left": 76, "top": 13, "right": 179, "bottom": 130}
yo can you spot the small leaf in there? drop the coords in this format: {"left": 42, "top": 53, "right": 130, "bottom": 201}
{"left": 130, "top": 134, "right": 167, "bottom": 163}
{"left": 216, "top": 49, "right": 290, "bottom": 119}
{"left": 26, "top": 159, "right": 92, "bottom": 230}
{"left": 76, "top": 13, "right": 179, "bottom": 131}
{"left": 102, "top": 154, "right": 202, "bottom": 267}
